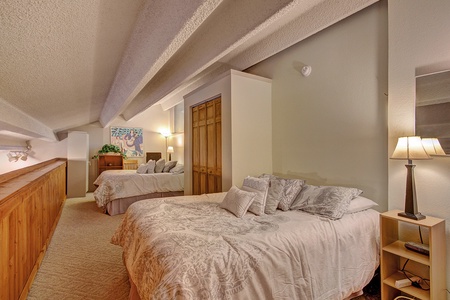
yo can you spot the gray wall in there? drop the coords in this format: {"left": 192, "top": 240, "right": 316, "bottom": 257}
{"left": 246, "top": 1, "right": 388, "bottom": 211}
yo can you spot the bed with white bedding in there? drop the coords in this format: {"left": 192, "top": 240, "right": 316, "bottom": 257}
{"left": 93, "top": 170, "right": 184, "bottom": 215}
{"left": 111, "top": 191, "right": 380, "bottom": 300}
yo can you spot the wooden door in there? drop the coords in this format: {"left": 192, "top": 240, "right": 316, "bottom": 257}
{"left": 192, "top": 97, "right": 222, "bottom": 194}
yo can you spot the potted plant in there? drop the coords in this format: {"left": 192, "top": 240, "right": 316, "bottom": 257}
{"left": 92, "top": 144, "right": 127, "bottom": 159}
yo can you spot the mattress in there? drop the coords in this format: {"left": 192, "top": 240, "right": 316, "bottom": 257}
{"left": 93, "top": 170, "right": 184, "bottom": 210}
{"left": 111, "top": 192, "right": 380, "bottom": 300}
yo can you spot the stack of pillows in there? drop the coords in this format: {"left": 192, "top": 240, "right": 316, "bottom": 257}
{"left": 220, "top": 174, "right": 377, "bottom": 219}
{"left": 136, "top": 158, "right": 184, "bottom": 174}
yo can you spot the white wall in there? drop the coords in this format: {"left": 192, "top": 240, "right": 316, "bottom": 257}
{"left": 388, "top": 0, "right": 450, "bottom": 291}
{"left": 183, "top": 70, "right": 272, "bottom": 195}
{"left": 71, "top": 104, "right": 170, "bottom": 191}
{"left": 246, "top": 1, "right": 388, "bottom": 211}
{"left": 0, "top": 104, "right": 170, "bottom": 193}
{"left": 0, "top": 137, "right": 67, "bottom": 174}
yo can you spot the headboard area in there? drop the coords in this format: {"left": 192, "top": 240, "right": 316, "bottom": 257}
{"left": 146, "top": 152, "right": 162, "bottom": 162}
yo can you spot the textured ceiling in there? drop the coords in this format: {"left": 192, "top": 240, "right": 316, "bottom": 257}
{"left": 0, "top": 0, "right": 378, "bottom": 142}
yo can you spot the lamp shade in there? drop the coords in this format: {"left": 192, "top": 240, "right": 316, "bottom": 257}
{"left": 421, "top": 138, "right": 446, "bottom": 156}
{"left": 167, "top": 146, "right": 174, "bottom": 153}
{"left": 391, "top": 136, "right": 430, "bottom": 160}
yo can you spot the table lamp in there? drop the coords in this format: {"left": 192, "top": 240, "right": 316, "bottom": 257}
{"left": 391, "top": 136, "right": 430, "bottom": 220}
{"left": 421, "top": 138, "right": 446, "bottom": 156}
{"left": 167, "top": 146, "right": 174, "bottom": 161}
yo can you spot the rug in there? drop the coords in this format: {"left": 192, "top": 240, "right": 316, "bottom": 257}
{"left": 27, "top": 194, "right": 129, "bottom": 300}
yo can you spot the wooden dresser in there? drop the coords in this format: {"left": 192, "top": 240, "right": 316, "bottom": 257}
{"left": 97, "top": 154, "right": 123, "bottom": 175}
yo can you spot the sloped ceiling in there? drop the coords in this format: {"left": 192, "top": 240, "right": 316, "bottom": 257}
{"left": 0, "top": 0, "right": 377, "bottom": 142}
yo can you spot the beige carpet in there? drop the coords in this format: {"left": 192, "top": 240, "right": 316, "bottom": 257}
{"left": 27, "top": 194, "right": 130, "bottom": 300}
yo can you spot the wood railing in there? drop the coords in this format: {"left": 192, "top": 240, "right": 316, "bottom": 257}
{"left": 0, "top": 159, "right": 67, "bottom": 300}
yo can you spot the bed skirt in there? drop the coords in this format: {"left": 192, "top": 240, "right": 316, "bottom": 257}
{"left": 105, "top": 191, "right": 184, "bottom": 216}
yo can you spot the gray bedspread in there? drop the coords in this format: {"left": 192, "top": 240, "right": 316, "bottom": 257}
{"left": 111, "top": 192, "right": 379, "bottom": 300}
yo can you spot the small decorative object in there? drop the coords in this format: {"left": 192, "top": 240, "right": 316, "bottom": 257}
{"left": 92, "top": 144, "right": 127, "bottom": 159}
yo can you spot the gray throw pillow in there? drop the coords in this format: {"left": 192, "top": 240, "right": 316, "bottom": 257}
{"left": 258, "top": 174, "right": 282, "bottom": 214}
{"left": 136, "top": 164, "right": 148, "bottom": 174}
{"left": 163, "top": 161, "right": 177, "bottom": 172}
{"left": 277, "top": 178, "right": 305, "bottom": 211}
{"left": 290, "top": 184, "right": 363, "bottom": 220}
{"left": 154, "top": 158, "right": 166, "bottom": 173}
{"left": 169, "top": 164, "right": 184, "bottom": 174}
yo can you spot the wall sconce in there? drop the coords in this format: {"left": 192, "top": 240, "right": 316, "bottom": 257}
{"left": 1, "top": 141, "right": 32, "bottom": 162}
{"left": 167, "top": 146, "right": 174, "bottom": 161}
{"left": 7, "top": 151, "right": 29, "bottom": 162}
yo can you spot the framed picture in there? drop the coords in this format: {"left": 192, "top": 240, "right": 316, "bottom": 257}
{"left": 110, "top": 127, "right": 144, "bottom": 157}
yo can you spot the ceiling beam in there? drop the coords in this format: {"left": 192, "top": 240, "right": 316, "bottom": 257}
{"left": 99, "top": 0, "right": 224, "bottom": 128}
{"left": 0, "top": 98, "right": 57, "bottom": 142}
{"left": 121, "top": 0, "right": 297, "bottom": 120}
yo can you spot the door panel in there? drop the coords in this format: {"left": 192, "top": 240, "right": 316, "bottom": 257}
{"left": 191, "top": 97, "right": 222, "bottom": 194}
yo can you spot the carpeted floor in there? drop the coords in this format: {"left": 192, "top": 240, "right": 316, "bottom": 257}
{"left": 27, "top": 193, "right": 381, "bottom": 300}
{"left": 27, "top": 194, "right": 129, "bottom": 300}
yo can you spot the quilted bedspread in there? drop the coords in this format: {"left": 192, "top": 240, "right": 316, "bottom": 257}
{"left": 93, "top": 170, "right": 184, "bottom": 208}
{"left": 111, "top": 193, "right": 379, "bottom": 300}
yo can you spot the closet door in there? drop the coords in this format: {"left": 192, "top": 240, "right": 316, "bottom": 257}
{"left": 207, "top": 98, "right": 221, "bottom": 193}
{"left": 192, "top": 97, "right": 222, "bottom": 195}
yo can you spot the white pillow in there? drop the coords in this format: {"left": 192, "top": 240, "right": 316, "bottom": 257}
{"left": 154, "top": 158, "right": 166, "bottom": 173}
{"left": 146, "top": 160, "right": 156, "bottom": 174}
{"left": 346, "top": 196, "right": 378, "bottom": 214}
{"left": 169, "top": 164, "right": 184, "bottom": 174}
{"left": 136, "top": 164, "right": 148, "bottom": 174}
{"left": 241, "top": 176, "right": 269, "bottom": 216}
{"left": 220, "top": 186, "right": 256, "bottom": 218}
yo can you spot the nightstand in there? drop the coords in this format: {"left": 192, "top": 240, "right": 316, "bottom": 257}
{"left": 380, "top": 210, "right": 446, "bottom": 299}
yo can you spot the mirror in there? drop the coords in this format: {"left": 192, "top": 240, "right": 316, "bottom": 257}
{"left": 415, "top": 70, "right": 450, "bottom": 155}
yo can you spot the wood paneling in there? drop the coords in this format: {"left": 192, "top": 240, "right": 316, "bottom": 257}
{"left": 192, "top": 97, "right": 222, "bottom": 194}
{"left": 0, "top": 159, "right": 66, "bottom": 300}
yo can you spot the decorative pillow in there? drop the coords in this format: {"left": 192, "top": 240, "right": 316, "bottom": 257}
{"left": 346, "top": 196, "right": 378, "bottom": 214}
{"left": 169, "top": 164, "right": 184, "bottom": 174}
{"left": 163, "top": 161, "right": 178, "bottom": 172}
{"left": 290, "top": 184, "right": 363, "bottom": 220}
{"left": 277, "top": 178, "right": 305, "bottom": 211}
{"left": 220, "top": 186, "right": 256, "bottom": 218}
{"left": 136, "top": 164, "right": 148, "bottom": 174}
{"left": 241, "top": 176, "right": 270, "bottom": 216}
{"left": 146, "top": 160, "right": 156, "bottom": 174}
{"left": 154, "top": 158, "right": 166, "bottom": 173}
{"left": 258, "top": 174, "right": 282, "bottom": 214}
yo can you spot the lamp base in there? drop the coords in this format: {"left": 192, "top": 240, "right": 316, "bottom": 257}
{"left": 398, "top": 211, "right": 426, "bottom": 220}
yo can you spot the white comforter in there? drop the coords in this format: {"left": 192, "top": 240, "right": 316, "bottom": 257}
{"left": 111, "top": 193, "right": 380, "bottom": 300}
{"left": 93, "top": 170, "right": 184, "bottom": 208}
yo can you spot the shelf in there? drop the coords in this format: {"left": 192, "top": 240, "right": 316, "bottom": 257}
{"left": 382, "top": 240, "right": 430, "bottom": 266}
{"left": 380, "top": 210, "right": 446, "bottom": 300}
{"left": 381, "top": 210, "right": 444, "bottom": 228}
{"left": 383, "top": 271, "right": 430, "bottom": 300}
